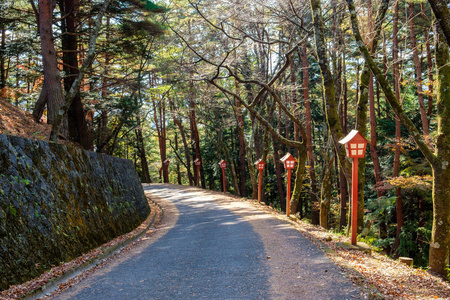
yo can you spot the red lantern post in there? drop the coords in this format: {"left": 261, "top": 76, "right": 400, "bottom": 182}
{"left": 194, "top": 158, "right": 201, "bottom": 186}
{"left": 280, "top": 153, "right": 296, "bottom": 216}
{"left": 218, "top": 160, "right": 227, "bottom": 193}
{"left": 255, "top": 159, "right": 266, "bottom": 203}
{"left": 339, "top": 130, "right": 368, "bottom": 245}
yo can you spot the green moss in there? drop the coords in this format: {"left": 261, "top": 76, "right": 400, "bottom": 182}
{"left": 0, "top": 134, "right": 149, "bottom": 290}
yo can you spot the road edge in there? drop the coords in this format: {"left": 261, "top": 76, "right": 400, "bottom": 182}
{"left": 4, "top": 193, "right": 163, "bottom": 300}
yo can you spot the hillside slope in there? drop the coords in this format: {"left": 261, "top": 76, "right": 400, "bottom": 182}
{"left": 0, "top": 100, "right": 51, "bottom": 141}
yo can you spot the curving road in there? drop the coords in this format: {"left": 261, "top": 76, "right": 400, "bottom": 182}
{"left": 53, "top": 184, "right": 365, "bottom": 299}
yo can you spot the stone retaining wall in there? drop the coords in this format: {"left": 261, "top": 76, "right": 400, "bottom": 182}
{"left": 0, "top": 134, "right": 150, "bottom": 290}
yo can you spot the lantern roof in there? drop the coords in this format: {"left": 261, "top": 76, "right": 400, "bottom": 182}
{"left": 255, "top": 158, "right": 265, "bottom": 166}
{"left": 338, "top": 130, "right": 368, "bottom": 145}
{"left": 218, "top": 159, "right": 225, "bottom": 164}
{"left": 194, "top": 158, "right": 200, "bottom": 163}
{"left": 280, "top": 152, "right": 296, "bottom": 163}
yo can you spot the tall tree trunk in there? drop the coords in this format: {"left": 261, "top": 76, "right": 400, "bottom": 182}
{"left": 428, "top": 30, "right": 450, "bottom": 276}
{"left": 235, "top": 85, "right": 248, "bottom": 197}
{"left": 218, "top": 135, "right": 240, "bottom": 195}
{"left": 135, "top": 121, "right": 151, "bottom": 183}
{"left": 152, "top": 96, "right": 168, "bottom": 183}
{"left": 170, "top": 99, "right": 194, "bottom": 185}
{"left": 302, "top": 44, "right": 319, "bottom": 225}
{"left": 339, "top": 40, "right": 349, "bottom": 230}
{"left": 369, "top": 74, "right": 384, "bottom": 197}
{"left": 98, "top": 17, "right": 110, "bottom": 152}
{"left": 291, "top": 59, "right": 300, "bottom": 147}
{"left": 425, "top": 31, "right": 434, "bottom": 117}
{"left": 320, "top": 155, "right": 334, "bottom": 229}
{"left": 60, "top": 0, "right": 91, "bottom": 149}
{"left": 246, "top": 142, "right": 258, "bottom": 200}
{"left": 262, "top": 100, "right": 275, "bottom": 204}
{"left": 339, "top": 167, "right": 347, "bottom": 230}
{"left": 272, "top": 135, "right": 286, "bottom": 210}
{"left": 392, "top": 0, "right": 404, "bottom": 254}
{"left": 427, "top": 0, "right": 450, "bottom": 47}
{"left": 49, "top": 0, "right": 112, "bottom": 142}
{"left": 356, "top": 0, "right": 389, "bottom": 232}
{"left": 33, "top": 87, "right": 47, "bottom": 122}
{"left": 0, "top": 24, "right": 6, "bottom": 98}
{"left": 161, "top": 101, "right": 169, "bottom": 183}
{"left": 175, "top": 133, "right": 182, "bottom": 185}
{"left": 38, "top": 0, "right": 65, "bottom": 127}
{"left": 291, "top": 147, "right": 307, "bottom": 216}
{"left": 284, "top": 92, "right": 291, "bottom": 154}
{"left": 409, "top": 2, "right": 429, "bottom": 136}
{"left": 277, "top": 103, "right": 285, "bottom": 211}
{"left": 189, "top": 81, "right": 205, "bottom": 188}
{"left": 310, "top": 0, "right": 352, "bottom": 186}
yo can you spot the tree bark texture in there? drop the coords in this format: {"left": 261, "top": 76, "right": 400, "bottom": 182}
{"left": 272, "top": 136, "right": 286, "bottom": 210}
{"left": 60, "top": 0, "right": 91, "bottom": 149}
{"left": 33, "top": 87, "right": 48, "bottom": 122}
{"left": 425, "top": 31, "right": 434, "bottom": 117}
{"left": 99, "top": 17, "right": 111, "bottom": 152}
{"left": 310, "top": 0, "right": 352, "bottom": 185}
{"left": 428, "top": 30, "right": 450, "bottom": 276}
{"left": 175, "top": 133, "right": 182, "bottom": 185}
{"left": 1, "top": 24, "right": 6, "bottom": 97}
{"left": 409, "top": 2, "right": 429, "bottom": 136}
{"left": 189, "top": 84, "right": 205, "bottom": 188}
{"left": 153, "top": 97, "right": 168, "bottom": 183}
{"left": 135, "top": 124, "right": 151, "bottom": 183}
{"left": 291, "top": 147, "right": 307, "bottom": 216}
{"left": 291, "top": 59, "right": 300, "bottom": 146}
{"left": 428, "top": 0, "right": 450, "bottom": 47}
{"left": 235, "top": 88, "right": 248, "bottom": 197}
{"left": 320, "top": 156, "right": 334, "bottom": 229}
{"left": 369, "top": 74, "right": 385, "bottom": 197}
{"left": 49, "top": 0, "right": 112, "bottom": 142}
{"left": 170, "top": 99, "right": 194, "bottom": 185}
{"left": 218, "top": 135, "right": 240, "bottom": 195}
{"left": 355, "top": 0, "right": 389, "bottom": 231}
{"left": 392, "top": 0, "right": 403, "bottom": 254}
{"left": 38, "top": 0, "right": 65, "bottom": 126}
{"left": 302, "top": 44, "right": 319, "bottom": 224}
{"left": 246, "top": 142, "right": 258, "bottom": 200}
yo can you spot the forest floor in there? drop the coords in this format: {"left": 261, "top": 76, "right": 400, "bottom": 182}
{"left": 257, "top": 203, "right": 450, "bottom": 299}
{"left": 0, "top": 100, "right": 51, "bottom": 141}
{"left": 1, "top": 100, "right": 450, "bottom": 299}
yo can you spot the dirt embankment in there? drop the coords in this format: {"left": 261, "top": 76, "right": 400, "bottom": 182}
{"left": 0, "top": 100, "right": 51, "bottom": 141}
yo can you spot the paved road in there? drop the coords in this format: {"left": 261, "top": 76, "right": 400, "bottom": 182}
{"left": 53, "top": 184, "right": 364, "bottom": 299}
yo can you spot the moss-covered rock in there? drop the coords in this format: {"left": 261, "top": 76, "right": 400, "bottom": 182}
{"left": 0, "top": 134, "right": 150, "bottom": 290}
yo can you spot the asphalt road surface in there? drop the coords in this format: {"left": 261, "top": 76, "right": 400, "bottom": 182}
{"left": 53, "top": 184, "right": 365, "bottom": 300}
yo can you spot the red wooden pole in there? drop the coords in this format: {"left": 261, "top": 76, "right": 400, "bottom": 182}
{"left": 222, "top": 167, "right": 226, "bottom": 193}
{"left": 286, "top": 169, "right": 291, "bottom": 216}
{"left": 351, "top": 157, "right": 359, "bottom": 245}
{"left": 196, "top": 165, "right": 200, "bottom": 186}
{"left": 258, "top": 169, "right": 262, "bottom": 203}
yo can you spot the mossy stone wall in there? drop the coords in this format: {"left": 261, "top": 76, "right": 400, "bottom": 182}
{"left": 0, "top": 134, "right": 150, "bottom": 290}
